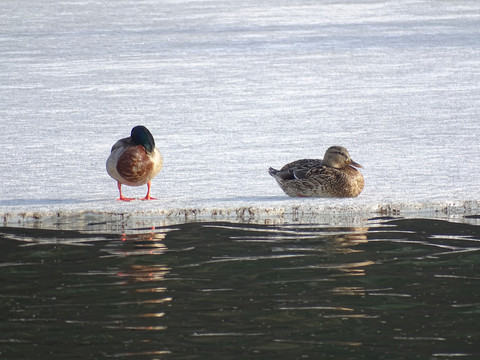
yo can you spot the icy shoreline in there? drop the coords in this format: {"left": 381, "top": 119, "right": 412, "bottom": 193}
{"left": 2, "top": 199, "right": 479, "bottom": 228}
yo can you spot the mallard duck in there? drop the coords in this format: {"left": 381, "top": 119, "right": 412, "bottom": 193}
{"left": 268, "top": 146, "right": 364, "bottom": 198}
{"left": 106, "top": 125, "right": 163, "bottom": 201}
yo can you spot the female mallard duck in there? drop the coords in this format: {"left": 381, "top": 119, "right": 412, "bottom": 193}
{"left": 268, "top": 146, "right": 364, "bottom": 198}
{"left": 106, "top": 125, "right": 163, "bottom": 201}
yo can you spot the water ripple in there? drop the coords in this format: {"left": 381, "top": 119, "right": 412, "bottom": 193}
{"left": 1, "top": 217, "right": 479, "bottom": 359}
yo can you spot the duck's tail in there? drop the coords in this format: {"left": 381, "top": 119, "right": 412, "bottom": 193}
{"left": 268, "top": 167, "right": 279, "bottom": 178}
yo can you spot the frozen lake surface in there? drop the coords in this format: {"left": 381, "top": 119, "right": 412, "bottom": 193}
{"left": 1, "top": 0, "right": 479, "bottom": 224}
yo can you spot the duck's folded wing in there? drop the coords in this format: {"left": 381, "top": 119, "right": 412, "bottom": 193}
{"left": 110, "top": 137, "right": 132, "bottom": 153}
{"left": 304, "top": 166, "right": 329, "bottom": 179}
{"left": 281, "top": 159, "right": 324, "bottom": 180}
{"left": 292, "top": 169, "right": 309, "bottom": 180}
{"left": 273, "top": 168, "right": 296, "bottom": 180}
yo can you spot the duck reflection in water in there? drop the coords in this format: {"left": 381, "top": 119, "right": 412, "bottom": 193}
{"left": 105, "top": 229, "right": 172, "bottom": 335}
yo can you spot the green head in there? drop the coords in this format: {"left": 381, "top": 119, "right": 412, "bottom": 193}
{"left": 131, "top": 125, "right": 155, "bottom": 153}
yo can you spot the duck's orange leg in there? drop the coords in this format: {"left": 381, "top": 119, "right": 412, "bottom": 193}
{"left": 139, "top": 181, "right": 157, "bottom": 200}
{"left": 117, "top": 182, "right": 135, "bottom": 201}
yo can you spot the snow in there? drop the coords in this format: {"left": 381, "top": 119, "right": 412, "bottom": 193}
{"left": 1, "top": 0, "right": 480, "bottom": 225}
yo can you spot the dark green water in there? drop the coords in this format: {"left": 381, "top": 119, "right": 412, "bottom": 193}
{"left": 1, "top": 217, "right": 479, "bottom": 359}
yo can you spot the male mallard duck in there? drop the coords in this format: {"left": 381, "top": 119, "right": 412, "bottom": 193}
{"left": 106, "top": 125, "right": 163, "bottom": 201}
{"left": 268, "top": 146, "right": 364, "bottom": 198}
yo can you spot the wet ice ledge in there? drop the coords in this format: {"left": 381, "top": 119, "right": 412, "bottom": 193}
{"left": 2, "top": 196, "right": 479, "bottom": 226}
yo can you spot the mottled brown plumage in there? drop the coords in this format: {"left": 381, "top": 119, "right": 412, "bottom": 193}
{"left": 269, "top": 146, "right": 364, "bottom": 198}
{"left": 106, "top": 126, "right": 163, "bottom": 201}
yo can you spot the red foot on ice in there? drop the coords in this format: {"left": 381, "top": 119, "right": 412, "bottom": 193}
{"left": 117, "top": 196, "right": 135, "bottom": 202}
{"left": 116, "top": 182, "right": 135, "bottom": 201}
{"left": 138, "top": 196, "right": 157, "bottom": 201}
{"left": 138, "top": 181, "right": 157, "bottom": 200}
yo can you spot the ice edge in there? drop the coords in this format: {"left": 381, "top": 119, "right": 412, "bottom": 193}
{"left": 2, "top": 200, "right": 479, "bottom": 227}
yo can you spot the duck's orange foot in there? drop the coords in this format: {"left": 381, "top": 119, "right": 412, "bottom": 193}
{"left": 138, "top": 196, "right": 157, "bottom": 201}
{"left": 117, "top": 196, "right": 135, "bottom": 202}
{"left": 116, "top": 182, "right": 135, "bottom": 201}
{"left": 138, "top": 182, "right": 157, "bottom": 200}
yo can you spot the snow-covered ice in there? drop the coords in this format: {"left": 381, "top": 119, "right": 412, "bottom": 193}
{"left": 1, "top": 0, "right": 479, "bottom": 225}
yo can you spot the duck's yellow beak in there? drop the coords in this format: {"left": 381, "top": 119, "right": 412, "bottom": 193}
{"left": 350, "top": 160, "right": 363, "bottom": 168}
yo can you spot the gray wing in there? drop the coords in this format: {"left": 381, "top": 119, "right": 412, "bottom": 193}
{"left": 110, "top": 137, "right": 132, "bottom": 153}
{"left": 278, "top": 159, "right": 324, "bottom": 180}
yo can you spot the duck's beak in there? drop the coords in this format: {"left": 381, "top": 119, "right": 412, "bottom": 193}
{"left": 350, "top": 160, "right": 363, "bottom": 168}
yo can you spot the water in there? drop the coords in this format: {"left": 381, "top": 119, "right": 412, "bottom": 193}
{"left": 1, "top": 216, "right": 480, "bottom": 359}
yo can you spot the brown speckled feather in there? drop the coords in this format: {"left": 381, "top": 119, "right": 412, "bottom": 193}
{"left": 106, "top": 125, "right": 163, "bottom": 201}
{"left": 269, "top": 146, "right": 364, "bottom": 198}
